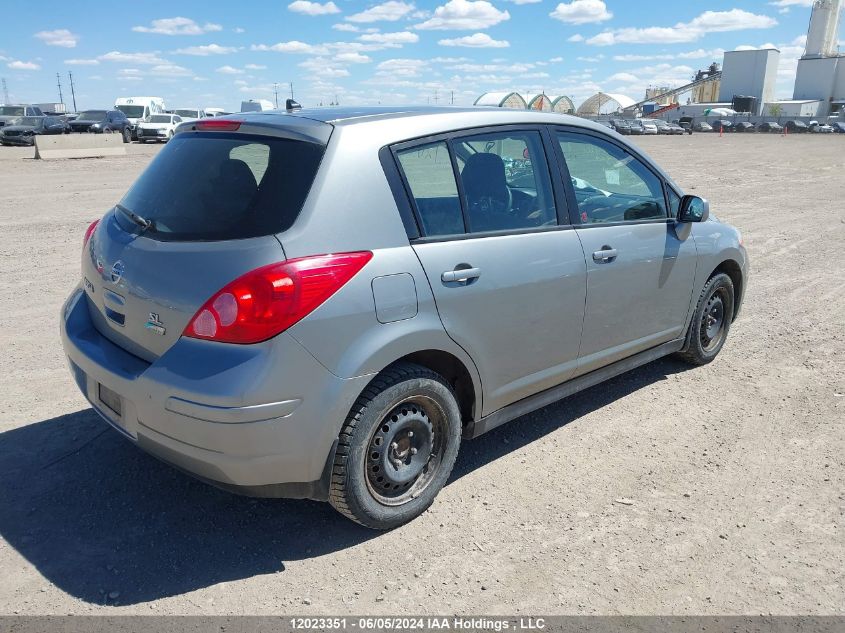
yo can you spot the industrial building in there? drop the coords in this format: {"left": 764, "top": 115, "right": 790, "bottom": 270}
{"left": 793, "top": 0, "right": 845, "bottom": 115}
{"left": 474, "top": 92, "right": 574, "bottom": 114}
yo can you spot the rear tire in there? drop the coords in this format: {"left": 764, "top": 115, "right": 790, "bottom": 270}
{"left": 677, "top": 273, "right": 734, "bottom": 366}
{"left": 329, "top": 362, "right": 462, "bottom": 530}
{"left": 122, "top": 128, "right": 131, "bottom": 143}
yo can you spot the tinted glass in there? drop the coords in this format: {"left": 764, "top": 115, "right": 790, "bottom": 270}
{"left": 667, "top": 187, "right": 681, "bottom": 218}
{"left": 118, "top": 133, "right": 325, "bottom": 241}
{"left": 454, "top": 131, "right": 557, "bottom": 233}
{"left": 77, "top": 110, "right": 107, "bottom": 120}
{"left": 557, "top": 132, "right": 667, "bottom": 224}
{"left": 0, "top": 107, "right": 25, "bottom": 116}
{"left": 116, "top": 105, "right": 145, "bottom": 118}
{"left": 397, "top": 141, "right": 464, "bottom": 237}
{"left": 149, "top": 115, "right": 173, "bottom": 123}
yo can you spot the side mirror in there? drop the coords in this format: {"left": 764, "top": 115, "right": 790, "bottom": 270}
{"left": 678, "top": 195, "right": 709, "bottom": 223}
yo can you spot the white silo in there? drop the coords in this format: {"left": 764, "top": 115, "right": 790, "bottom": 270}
{"left": 804, "top": 0, "right": 842, "bottom": 58}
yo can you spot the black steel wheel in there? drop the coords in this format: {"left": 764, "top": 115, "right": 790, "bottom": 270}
{"left": 677, "top": 272, "right": 735, "bottom": 366}
{"left": 329, "top": 362, "right": 462, "bottom": 529}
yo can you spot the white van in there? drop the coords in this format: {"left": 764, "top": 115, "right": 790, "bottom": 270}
{"left": 240, "top": 99, "right": 274, "bottom": 113}
{"left": 114, "top": 96, "right": 166, "bottom": 139}
{"left": 170, "top": 107, "right": 206, "bottom": 120}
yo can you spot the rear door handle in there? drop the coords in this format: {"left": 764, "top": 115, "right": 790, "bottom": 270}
{"left": 592, "top": 247, "right": 618, "bottom": 263}
{"left": 441, "top": 267, "right": 482, "bottom": 283}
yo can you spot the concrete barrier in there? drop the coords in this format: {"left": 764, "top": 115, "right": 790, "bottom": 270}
{"left": 34, "top": 134, "right": 127, "bottom": 159}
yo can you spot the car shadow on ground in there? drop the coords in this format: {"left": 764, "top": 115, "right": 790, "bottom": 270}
{"left": 0, "top": 357, "right": 690, "bottom": 605}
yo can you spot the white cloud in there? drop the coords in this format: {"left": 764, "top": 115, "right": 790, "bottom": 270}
{"left": 251, "top": 41, "right": 330, "bottom": 55}
{"left": 34, "top": 29, "right": 78, "bottom": 48}
{"left": 150, "top": 64, "right": 193, "bottom": 77}
{"left": 346, "top": 1, "right": 415, "bottom": 23}
{"left": 99, "top": 51, "right": 169, "bottom": 64}
{"left": 549, "top": 0, "right": 612, "bottom": 25}
{"left": 607, "top": 72, "right": 639, "bottom": 83}
{"left": 244, "top": 63, "right": 266, "bottom": 69}
{"left": 506, "top": 0, "right": 540, "bottom": 3}
{"left": 769, "top": 0, "right": 813, "bottom": 6}
{"left": 415, "top": 0, "right": 510, "bottom": 30}
{"left": 333, "top": 23, "right": 360, "bottom": 31}
{"left": 234, "top": 27, "right": 246, "bottom": 33}
{"left": 132, "top": 17, "right": 222, "bottom": 35}
{"left": 65, "top": 58, "right": 100, "bottom": 66}
{"left": 359, "top": 31, "right": 420, "bottom": 44}
{"left": 7, "top": 60, "right": 41, "bottom": 71}
{"left": 174, "top": 44, "right": 238, "bottom": 55}
{"left": 567, "top": 33, "right": 584, "bottom": 42}
{"left": 216, "top": 65, "right": 243, "bottom": 74}
{"left": 375, "top": 58, "right": 429, "bottom": 76}
{"left": 438, "top": 33, "right": 509, "bottom": 47}
{"left": 289, "top": 1, "right": 341, "bottom": 15}
{"left": 588, "top": 9, "right": 777, "bottom": 46}
{"left": 335, "top": 51, "right": 373, "bottom": 63}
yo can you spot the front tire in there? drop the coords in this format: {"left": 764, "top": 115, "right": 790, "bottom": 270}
{"left": 329, "top": 362, "right": 462, "bottom": 530}
{"left": 122, "top": 128, "right": 131, "bottom": 143}
{"left": 677, "top": 273, "right": 735, "bottom": 366}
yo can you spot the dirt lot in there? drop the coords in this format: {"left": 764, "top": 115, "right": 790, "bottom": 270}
{"left": 0, "top": 134, "right": 842, "bottom": 615}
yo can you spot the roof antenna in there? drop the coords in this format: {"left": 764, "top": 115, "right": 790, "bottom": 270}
{"left": 286, "top": 98, "right": 301, "bottom": 112}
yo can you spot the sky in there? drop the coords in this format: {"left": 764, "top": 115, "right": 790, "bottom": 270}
{"left": 0, "top": 0, "right": 835, "bottom": 112}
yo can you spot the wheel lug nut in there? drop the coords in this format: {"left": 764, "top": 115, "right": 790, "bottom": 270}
{"left": 407, "top": 431, "right": 414, "bottom": 438}
{"left": 391, "top": 442, "right": 398, "bottom": 450}
{"left": 410, "top": 448, "right": 418, "bottom": 455}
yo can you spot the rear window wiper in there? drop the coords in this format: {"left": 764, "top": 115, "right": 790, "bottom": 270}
{"left": 115, "top": 203, "right": 155, "bottom": 232}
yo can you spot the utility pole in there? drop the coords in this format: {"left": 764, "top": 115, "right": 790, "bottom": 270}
{"left": 1, "top": 78, "right": 9, "bottom": 104}
{"left": 434, "top": 89, "right": 439, "bottom": 105}
{"left": 68, "top": 71, "right": 77, "bottom": 112}
{"left": 273, "top": 83, "right": 279, "bottom": 109}
{"left": 290, "top": 82, "right": 294, "bottom": 99}
{"left": 56, "top": 73, "right": 64, "bottom": 105}
{"left": 451, "top": 90, "right": 454, "bottom": 105}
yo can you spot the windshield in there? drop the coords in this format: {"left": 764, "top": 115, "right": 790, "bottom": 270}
{"left": 117, "top": 133, "right": 325, "bottom": 241}
{"left": 149, "top": 115, "right": 173, "bottom": 123}
{"left": 0, "top": 106, "right": 25, "bottom": 116}
{"left": 116, "top": 105, "right": 145, "bottom": 118}
{"left": 77, "top": 110, "right": 107, "bottom": 120}
{"left": 7, "top": 117, "right": 42, "bottom": 127}
{"left": 173, "top": 109, "right": 199, "bottom": 118}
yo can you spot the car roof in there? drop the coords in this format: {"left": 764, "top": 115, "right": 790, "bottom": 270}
{"left": 227, "top": 105, "right": 608, "bottom": 132}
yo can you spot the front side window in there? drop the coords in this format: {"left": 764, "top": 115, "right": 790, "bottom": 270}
{"left": 557, "top": 131, "right": 667, "bottom": 224}
{"left": 396, "top": 141, "right": 464, "bottom": 237}
{"left": 453, "top": 131, "right": 557, "bottom": 233}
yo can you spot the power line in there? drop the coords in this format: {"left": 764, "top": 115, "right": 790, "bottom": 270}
{"left": 56, "top": 73, "right": 64, "bottom": 105}
{"left": 67, "top": 71, "right": 77, "bottom": 112}
{"left": 1, "top": 78, "right": 9, "bottom": 104}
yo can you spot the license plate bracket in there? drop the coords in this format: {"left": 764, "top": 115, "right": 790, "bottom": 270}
{"left": 98, "top": 383, "right": 123, "bottom": 417}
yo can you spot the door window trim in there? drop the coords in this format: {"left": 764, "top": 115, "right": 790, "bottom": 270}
{"left": 386, "top": 124, "right": 574, "bottom": 242}
{"left": 550, "top": 125, "right": 674, "bottom": 229}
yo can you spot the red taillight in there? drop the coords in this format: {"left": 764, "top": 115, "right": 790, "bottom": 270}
{"left": 83, "top": 220, "right": 99, "bottom": 248}
{"left": 195, "top": 119, "right": 242, "bottom": 131}
{"left": 184, "top": 251, "right": 373, "bottom": 344}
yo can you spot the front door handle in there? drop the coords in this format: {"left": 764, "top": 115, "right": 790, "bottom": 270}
{"left": 592, "top": 247, "right": 618, "bottom": 263}
{"left": 441, "top": 267, "right": 482, "bottom": 283}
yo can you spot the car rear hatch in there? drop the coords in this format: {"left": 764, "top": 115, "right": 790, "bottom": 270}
{"left": 81, "top": 115, "right": 332, "bottom": 362}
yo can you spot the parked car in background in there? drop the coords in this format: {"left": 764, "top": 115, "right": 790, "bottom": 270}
{"left": 61, "top": 106, "right": 747, "bottom": 529}
{"left": 115, "top": 96, "right": 166, "bottom": 140}
{"left": 170, "top": 108, "right": 205, "bottom": 121}
{"left": 0, "top": 104, "right": 44, "bottom": 128}
{"left": 240, "top": 99, "right": 274, "bottom": 112}
{"left": 137, "top": 114, "right": 183, "bottom": 142}
{"left": 651, "top": 119, "right": 671, "bottom": 135}
{"left": 757, "top": 121, "right": 783, "bottom": 133}
{"left": 666, "top": 122, "right": 686, "bottom": 135}
{"left": 68, "top": 110, "right": 132, "bottom": 142}
{"left": 205, "top": 108, "right": 231, "bottom": 117}
{"left": 693, "top": 121, "right": 714, "bottom": 132}
{"left": 628, "top": 120, "right": 645, "bottom": 135}
{"left": 641, "top": 120, "right": 659, "bottom": 135}
{"left": 610, "top": 119, "right": 631, "bottom": 135}
{"left": 0, "top": 116, "right": 69, "bottom": 146}
{"left": 785, "top": 120, "right": 809, "bottom": 133}
{"left": 808, "top": 121, "right": 834, "bottom": 133}
{"left": 734, "top": 122, "right": 756, "bottom": 133}
{"left": 714, "top": 120, "right": 733, "bottom": 133}
{"left": 833, "top": 122, "right": 845, "bottom": 133}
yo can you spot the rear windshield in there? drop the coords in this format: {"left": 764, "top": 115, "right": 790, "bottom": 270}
{"left": 77, "top": 110, "right": 107, "bottom": 120}
{"left": 0, "top": 106, "right": 25, "bottom": 116}
{"left": 117, "top": 133, "right": 325, "bottom": 241}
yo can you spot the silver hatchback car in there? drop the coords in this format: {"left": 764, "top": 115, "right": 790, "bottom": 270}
{"left": 61, "top": 106, "right": 747, "bottom": 529}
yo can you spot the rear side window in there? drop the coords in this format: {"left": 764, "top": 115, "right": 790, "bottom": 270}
{"left": 396, "top": 141, "right": 464, "bottom": 237}
{"left": 118, "top": 133, "right": 324, "bottom": 241}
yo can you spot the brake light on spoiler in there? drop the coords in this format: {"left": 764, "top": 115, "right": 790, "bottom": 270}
{"left": 195, "top": 119, "right": 242, "bottom": 131}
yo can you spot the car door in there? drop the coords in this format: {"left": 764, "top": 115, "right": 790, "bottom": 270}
{"left": 553, "top": 128, "right": 698, "bottom": 375}
{"left": 393, "top": 127, "right": 587, "bottom": 415}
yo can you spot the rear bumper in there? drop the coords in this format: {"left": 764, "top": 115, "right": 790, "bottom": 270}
{"left": 59, "top": 286, "right": 371, "bottom": 499}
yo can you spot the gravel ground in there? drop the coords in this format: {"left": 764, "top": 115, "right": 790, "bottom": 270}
{"left": 0, "top": 134, "right": 842, "bottom": 615}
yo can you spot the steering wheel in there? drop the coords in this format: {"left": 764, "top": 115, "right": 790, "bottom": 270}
{"left": 469, "top": 186, "right": 513, "bottom": 216}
